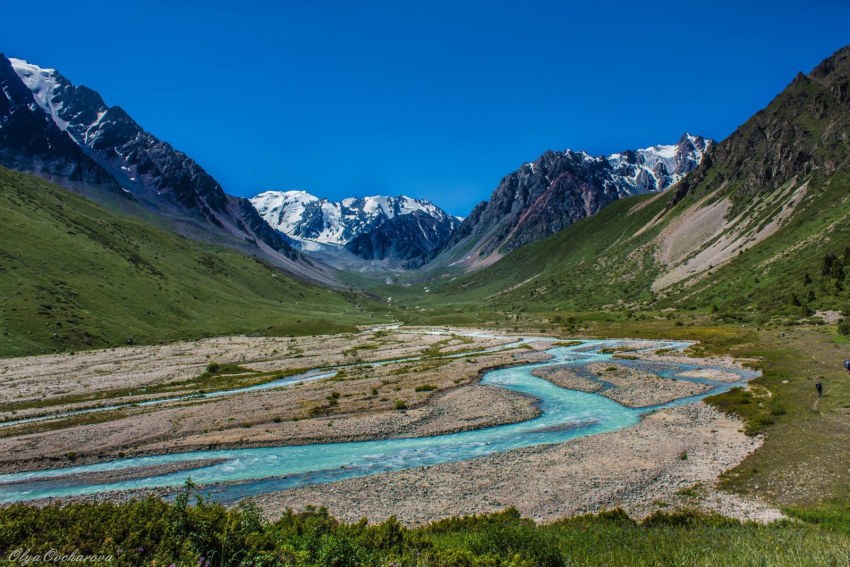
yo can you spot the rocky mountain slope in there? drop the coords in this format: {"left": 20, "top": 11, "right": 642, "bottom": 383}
{"left": 0, "top": 55, "right": 334, "bottom": 283}
{"left": 251, "top": 191, "right": 460, "bottom": 269}
{"left": 406, "top": 46, "right": 850, "bottom": 319}
{"left": 435, "top": 134, "right": 710, "bottom": 269}
{"left": 0, "top": 57, "right": 119, "bottom": 196}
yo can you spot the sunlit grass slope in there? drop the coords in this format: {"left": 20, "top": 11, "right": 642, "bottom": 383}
{"left": 0, "top": 167, "right": 388, "bottom": 357}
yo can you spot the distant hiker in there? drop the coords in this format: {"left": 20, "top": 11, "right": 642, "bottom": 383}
{"left": 844, "top": 360, "right": 850, "bottom": 375}
{"left": 816, "top": 381, "right": 823, "bottom": 397}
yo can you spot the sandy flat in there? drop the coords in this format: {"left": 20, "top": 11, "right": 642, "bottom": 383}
{"left": 675, "top": 368, "right": 746, "bottom": 383}
{"left": 0, "top": 328, "right": 514, "bottom": 406}
{"left": 532, "top": 365, "right": 603, "bottom": 393}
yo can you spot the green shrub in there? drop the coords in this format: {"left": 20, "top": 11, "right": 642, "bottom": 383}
{"left": 0, "top": 496, "right": 848, "bottom": 565}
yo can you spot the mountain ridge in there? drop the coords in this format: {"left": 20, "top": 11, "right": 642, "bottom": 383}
{"left": 0, "top": 56, "right": 121, "bottom": 197}
{"left": 1, "top": 55, "right": 337, "bottom": 284}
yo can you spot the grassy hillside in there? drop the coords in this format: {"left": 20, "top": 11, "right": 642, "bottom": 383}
{"left": 388, "top": 192, "right": 669, "bottom": 310}
{"left": 395, "top": 165, "right": 850, "bottom": 323}
{"left": 0, "top": 167, "right": 389, "bottom": 357}
{"left": 392, "top": 48, "right": 850, "bottom": 323}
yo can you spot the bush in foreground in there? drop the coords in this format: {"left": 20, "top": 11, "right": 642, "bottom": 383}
{"left": 0, "top": 485, "right": 848, "bottom": 566}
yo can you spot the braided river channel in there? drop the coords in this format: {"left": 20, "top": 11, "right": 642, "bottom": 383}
{"left": 0, "top": 338, "right": 757, "bottom": 504}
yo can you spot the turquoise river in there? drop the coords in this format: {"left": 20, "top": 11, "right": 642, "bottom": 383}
{"left": 0, "top": 337, "right": 757, "bottom": 504}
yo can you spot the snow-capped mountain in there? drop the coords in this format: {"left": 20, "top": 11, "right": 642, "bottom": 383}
{"left": 0, "top": 57, "right": 119, "bottom": 193}
{"left": 251, "top": 191, "right": 461, "bottom": 268}
{"left": 0, "top": 55, "right": 334, "bottom": 281}
{"left": 607, "top": 134, "right": 710, "bottom": 192}
{"left": 436, "top": 134, "right": 711, "bottom": 269}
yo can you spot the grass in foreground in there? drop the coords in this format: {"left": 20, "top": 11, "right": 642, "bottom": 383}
{"left": 0, "top": 488, "right": 848, "bottom": 567}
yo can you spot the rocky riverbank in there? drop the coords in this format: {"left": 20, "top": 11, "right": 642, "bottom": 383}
{"left": 255, "top": 403, "right": 781, "bottom": 525}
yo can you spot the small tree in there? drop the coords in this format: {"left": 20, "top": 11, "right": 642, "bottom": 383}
{"left": 822, "top": 253, "right": 837, "bottom": 277}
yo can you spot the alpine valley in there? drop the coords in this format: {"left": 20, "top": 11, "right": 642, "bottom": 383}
{"left": 1, "top": 34, "right": 850, "bottom": 567}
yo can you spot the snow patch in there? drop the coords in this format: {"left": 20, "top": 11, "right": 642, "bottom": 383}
{"left": 9, "top": 57, "right": 67, "bottom": 130}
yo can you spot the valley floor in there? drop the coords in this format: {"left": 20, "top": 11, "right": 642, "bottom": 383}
{"left": 0, "top": 328, "right": 544, "bottom": 472}
{"left": 0, "top": 327, "right": 785, "bottom": 528}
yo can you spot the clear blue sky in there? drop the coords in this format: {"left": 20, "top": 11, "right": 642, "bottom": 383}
{"left": 3, "top": 1, "right": 849, "bottom": 215}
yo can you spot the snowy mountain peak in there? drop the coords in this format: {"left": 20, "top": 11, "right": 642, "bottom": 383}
{"left": 358, "top": 195, "right": 441, "bottom": 219}
{"left": 606, "top": 133, "right": 711, "bottom": 193}
{"left": 439, "top": 134, "right": 713, "bottom": 265}
{"left": 526, "top": 135, "right": 710, "bottom": 195}
{"left": 2, "top": 54, "right": 299, "bottom": 264}
{"left": 251, "top": 191, "right": 457, "bottom": 246}
{"left": 250, "top": 191, "right": 461, "bottom": 267}
{"left": 9, "top": 58, "right": 65, "bottom": 126}
{"left": 10, "top": 57, "right": 116, "bottom": 149}
{"left": 280, "top": 189, "right": 320, "bottom": 201}
{"left": 8, "top": 58, "right": 57, "bottom": 85}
